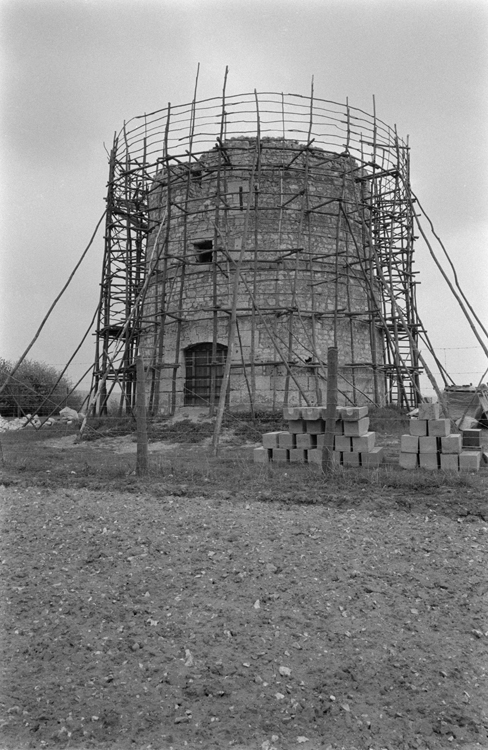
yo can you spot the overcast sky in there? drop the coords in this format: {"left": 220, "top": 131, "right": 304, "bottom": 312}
{"left": 1, "top": 0, "right": 487, "bottom": 395}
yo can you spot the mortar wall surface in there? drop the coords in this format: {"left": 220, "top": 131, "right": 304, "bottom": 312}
{"left": 141, "top": 138, "right": 385, "bottom": 414}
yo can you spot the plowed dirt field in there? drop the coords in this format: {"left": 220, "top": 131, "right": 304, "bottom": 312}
{"left": 1, "top": 424, "right": 487, "bottom": 750}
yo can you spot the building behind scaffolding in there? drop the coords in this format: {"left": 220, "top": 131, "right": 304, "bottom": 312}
{"left": 93, "top": 91, "right": 422, "bottom": 415}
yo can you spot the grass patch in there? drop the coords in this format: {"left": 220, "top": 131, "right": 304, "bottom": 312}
{"left": 78, "top": 410, "right": 288, "bottom": 444}
{"left": 78, "top": 415, "right": 136, "bottom": 441}
{"left": 149, "top": 410, "right": 288, "bottom": 444}
{"left": 2, "top": 410, "right": 486, "bottom": 515}
{"left": 149, "top": 418, "right": 215, "bottom": 443}
{"left": 78, "top": 406, "right": 407, "bottom": 445}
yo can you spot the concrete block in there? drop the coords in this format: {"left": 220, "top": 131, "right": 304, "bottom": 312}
{"left": 307, "top": 449, "right": 342, "bottom": 466}
{"left": 428, "top": 419, "right": 450, "bottom": 437}
{"left": 288, "top": 419, "right": 306, "bottom": 434}
{"left": 316, "top": 433, "right": 333, "bottom": 448}
{"left": 462, "top": 429, "right": 482, "bottom": 448}
{"left": 335, "top": 435, "right": 353, "bottom": 452}
{"left": 399, "top": 452, "right": 419, "bottom": 469}
{"left": 283, "top": 406, "right": 302, "bottom": 421}
{"left": 409, "top": 419, "right": 428, "bottom": 437}
{"left": 253, "top": 446, "right": 271, "bottom": 463}
{"left": 316, "top": 428, "right": 342, "bottom": 447}
{"left": 332, "top": 451, "right": 342, "bottom": 466}
{"left": 307, "top": 448, "right": 322, "bottom": 465}
{"left": 459, "top": 451, "right": 482, "bottom": 471}
{"left": 301, "top": 406, "right": 322, "bottom": 421}
{"left": 306, "top": 418, "right": 325, "bottom": 434}
{"left": 342, "top": 451, "right": 360, "bottom": 467}
{"left": 418, "top": 402, "right": 441, "bottom": 420}
{"left": 419, "top": 453, "right": 439, "bottom": 470}
{"left": 289, "top": 448, "right": 307, "bottom": 463}
{"left": 352, "top": 431, "right": 376, "bottom": 453}
{"left": 340, "top": 406, "right": 369, "bottom": 421}
{"left": 440, "top": 454, "right": 459, "bottom": 471}
{"left": 361, "top": 446, "right": 384, "bottom": 467}
{"left": 272, "top": 448, "right": 289, "bottom": 463}
{"left": 296, "top": 433, "right": 316, "bottom": 449}
{"left": 463, "top": 437, "right": 482, "bottom": 448}
{"left": 318, "top": 412, "right": 343, "bottom": 432}
{"left": 419, "top": 436, "right": 440, "bottom": 454}
{"left": 263, "top": 431, "right": 288, "bottom": 448}
{"left": 441, "top": 434, "right": 462, "bottom": 454}
{"left": 278, "top": 432, "right": 296, "bottom": 449}
{"left": 335, "top": 420, "right": 344, "bottom": 435}
{"left": 343, "top": 417, "right": 370, "bottom": 437}
{"left": 400, "top": 435, "right": 419, "bottom": 454}
{"left": 319, "top": 407, "right": 340, "bottom": 421}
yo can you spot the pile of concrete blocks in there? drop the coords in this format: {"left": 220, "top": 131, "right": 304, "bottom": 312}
{"left": 400, "top": 402, "right": 482, "bottom": 471}
{"left": 253, "top": 405, "right": 384, "bottom": 467}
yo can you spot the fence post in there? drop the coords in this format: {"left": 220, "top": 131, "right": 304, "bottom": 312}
{"left": 136, "top": 355, "right": 148, "bottom": 476}
{"left": 322, "top": 347, "right": 338, "bottom": 473}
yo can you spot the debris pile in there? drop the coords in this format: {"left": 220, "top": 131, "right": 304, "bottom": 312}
{"left": 59, "top": 407, "right": 83, "bottom": 423}
{"left": 0, "top": 414, "right": 51, "bottom": 433}
{"left": 0, "top": 408, "right": 82, "bottom": 433}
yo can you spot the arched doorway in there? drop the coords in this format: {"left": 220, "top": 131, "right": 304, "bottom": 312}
{"left": 183, "top": 343, "right": 227, "bottom": 407}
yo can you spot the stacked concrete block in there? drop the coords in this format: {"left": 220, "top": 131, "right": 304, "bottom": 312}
{"left": 253, "top": 405, "right": 384, "bottom": 467}
{"left": 339, "top": 407, "right": 384, "bottom": 466}
{"left": 399, "top": 402, "right": 482, "bottom": 471}
{"left": 459, "top": 452, "right": 482, "bottom": 471}
{"left": 460, "top": 429, "right": 485, "bottom": 470}
{"left": 462, "top": 429, "right": 482, "bottom": 449}
{"left": 307, "top": 448, "right": 342, "bottom": 466}
{"left": 361, "top": 447, "right": 386, "bottom": 467}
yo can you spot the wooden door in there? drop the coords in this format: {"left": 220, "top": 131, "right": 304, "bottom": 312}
{"left": 184, "top": 343, "right": 227, "bottom": 406}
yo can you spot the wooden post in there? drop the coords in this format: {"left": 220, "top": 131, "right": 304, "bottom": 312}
{"left": 212, "top": 98, "right": 259, "bottom": 456}
{"left": 136, "top": 355, "right": 148, "bottom": 476}
{"left": 322, "top": 347, "right": 338, "bottom": 473}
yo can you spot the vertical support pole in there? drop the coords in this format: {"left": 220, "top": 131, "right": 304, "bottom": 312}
{"left": 171, "top": 70, "right": 199, "bottom": 415}
{"left": 136, "top": 355, "right": 148, "bottom": 476}
{"left": 94, "top": 138, "right": 117, "bottom": 416}
{"left": 210, "top": 68, "right": 229, "bottom": 417}
{"left": 322, "top": 347, "right": 338, "bottom": 474}
{"left": 250, "top": 93, "right": 262, "bottom": 417}
{"left": 151, "top": 110, "right": 172, "bottom": 416}
{"left": 212, "top": 102, "right": 260, "bottom": 455}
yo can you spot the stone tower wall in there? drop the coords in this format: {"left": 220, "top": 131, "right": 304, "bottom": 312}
{"left": 142, "top": 138, "right": 384, "bottom": 413}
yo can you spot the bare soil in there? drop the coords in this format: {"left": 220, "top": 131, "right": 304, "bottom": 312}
{"left": 1, "top": 422, "right": 488, "bottom": 750}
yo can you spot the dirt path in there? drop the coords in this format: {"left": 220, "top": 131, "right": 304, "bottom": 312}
{"left": 41, "top": 434, "right": 183, "bottom": 455}
{"left": 1, "top": 480, "right": 487, "bottom": 750}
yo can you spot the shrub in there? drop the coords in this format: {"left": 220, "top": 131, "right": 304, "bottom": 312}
{"left": 0, "top": 358, "right": 83, "bottom": 416}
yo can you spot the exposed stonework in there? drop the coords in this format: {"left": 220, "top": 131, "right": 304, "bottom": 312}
{"left": 141, "top": 137, "right": 385, "bottom": 414}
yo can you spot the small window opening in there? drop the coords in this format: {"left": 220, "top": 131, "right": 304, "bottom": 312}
{"left": 194, "top": 239, "right": 214, "bottom": 263}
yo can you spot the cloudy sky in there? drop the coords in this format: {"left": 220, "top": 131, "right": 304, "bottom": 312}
{"left": 1, "top": 0, "right": 487, "bottom": 395}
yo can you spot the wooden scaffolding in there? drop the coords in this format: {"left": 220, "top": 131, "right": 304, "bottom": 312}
{"left": 91, "top": 85, "right": 427, "bottom": 415}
